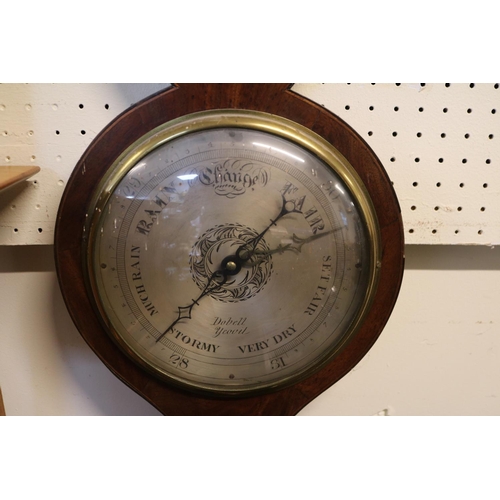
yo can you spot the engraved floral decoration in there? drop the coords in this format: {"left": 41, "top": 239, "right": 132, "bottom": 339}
{"left": 190, "top": 223, "right": 273, "bottom": 302}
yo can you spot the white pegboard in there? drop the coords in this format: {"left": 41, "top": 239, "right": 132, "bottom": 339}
{"left": 0, "top": 83, "right": 171, "bottom": 244}
{"left": 0, "top": 83, "right": 498, "bottom": 245}
{"left": 294, "top": 83, "right": 500, "bottom": 245}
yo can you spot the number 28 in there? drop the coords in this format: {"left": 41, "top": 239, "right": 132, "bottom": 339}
{"left": 169, "top": 354, "right": 189, "bottom": 369}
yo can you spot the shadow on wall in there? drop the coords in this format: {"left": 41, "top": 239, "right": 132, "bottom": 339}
{"left": 404, "top": 245, "right": 500, "bottom": 271}
{"left": 50, "top": 271, "right": 161, "bottom": 416}
{"left": 1, "top": 244, "right": 499, "bottom": 274}
{"left": 110, "top": 83, "right": 172, "bottom": 109}
{"left": 0, "top": 244, "right": 161, "bottom": 415}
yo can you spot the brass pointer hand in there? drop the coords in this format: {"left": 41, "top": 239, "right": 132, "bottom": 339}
{"left": 236, "top": 191, "right": 302, "bottom": 262}
{"left": 156, "top": 268, "right": 229, "bottom": 343}
{"left": 242, "top": 228, "right": 339, "bottom": 267}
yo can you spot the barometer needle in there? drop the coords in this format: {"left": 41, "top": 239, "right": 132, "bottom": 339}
{"left": 242, "top": 228, "right": 339, "bottom": 267}
{"left": 157, "top": 190, "right": 302, "bottom": 343}
{"left": 236, "top": 192, "right": 302, "bottom": 262}
{"left": 156, "top": 269, "right": 228, "bottom": 343}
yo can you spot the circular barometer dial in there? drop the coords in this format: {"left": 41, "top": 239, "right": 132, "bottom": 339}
{"left": 55, "top": 84, "right": 404, "bottom": 415}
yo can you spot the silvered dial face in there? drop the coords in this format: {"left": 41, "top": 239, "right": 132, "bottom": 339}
{"left": 88, "top": 111, "right": 379, "bottom": 395}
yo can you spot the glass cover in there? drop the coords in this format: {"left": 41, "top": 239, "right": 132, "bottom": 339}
{"left": 89, "top": 114, "right": 377, "bottom": 394}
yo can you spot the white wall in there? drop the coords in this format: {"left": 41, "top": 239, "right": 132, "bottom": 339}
{"left": 1, "top": 244, "right": 498, "bottom": 415}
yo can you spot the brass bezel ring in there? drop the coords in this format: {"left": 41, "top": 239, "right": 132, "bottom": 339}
{"left": 84, "top": 109, "right": 382, "bottom": 396}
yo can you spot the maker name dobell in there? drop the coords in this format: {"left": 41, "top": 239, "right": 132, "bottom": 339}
{"left": 212, "top": 316, "right": 249, "bottom": 338}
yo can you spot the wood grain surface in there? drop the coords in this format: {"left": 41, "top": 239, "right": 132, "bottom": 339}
{"left": 0, "top": 166, "right": 40, "bottom": 191}
{"left": 0, "top": 387, "right": 6, "bottom": 416}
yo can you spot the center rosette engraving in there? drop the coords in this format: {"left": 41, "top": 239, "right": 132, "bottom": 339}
{"left": 190, "top": 223, "right": 273, "bottom": 303}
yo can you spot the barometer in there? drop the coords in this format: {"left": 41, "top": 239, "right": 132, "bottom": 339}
{"left": 55, "top": 84, "right": 404, "bottom": 415}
